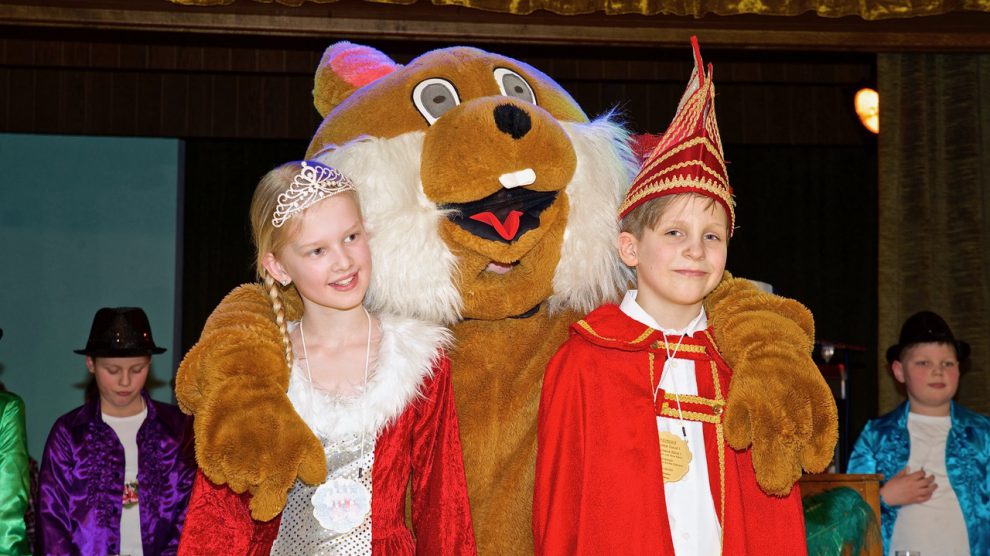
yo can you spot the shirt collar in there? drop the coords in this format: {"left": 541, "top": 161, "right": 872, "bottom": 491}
{"left": 619, "top": 290, "right": 707, "bottom": 335}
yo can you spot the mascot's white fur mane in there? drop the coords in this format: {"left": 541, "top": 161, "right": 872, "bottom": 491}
{"left": 315, "top": 113, "right": 636, "bottom": 325}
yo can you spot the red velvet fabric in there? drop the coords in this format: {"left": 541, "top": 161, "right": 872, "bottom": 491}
{"left": 178, "top": 357, "right": 476, "bottom": 555}
{"left": 178, "top": 474, "right": 281, "bottom": 555}
{"left": 630, "top": 132, "right": 663, "bottom": 164}
{"left": 533, "top": 304, "right": 807, "bottom": 555}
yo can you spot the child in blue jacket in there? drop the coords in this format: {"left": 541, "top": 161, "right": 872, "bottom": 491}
{"left": 848, "top": 310, "right": 989, "bottom": 556}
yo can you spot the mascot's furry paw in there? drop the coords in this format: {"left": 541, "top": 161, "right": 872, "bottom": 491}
{"left": 705, "top": 273, "right": 839, "bottom": 496}
{"left": 194, "top": 376, "right": 326, "bottom": 521}
{"left": 176, "top": 284, "right": 325, "bottom": 521}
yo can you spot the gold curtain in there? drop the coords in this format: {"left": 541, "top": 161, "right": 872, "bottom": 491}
{"left": 877, "top": 53, "right": 990, "bottom": 414}
{"left": 166, "top": 0, "right": 990, "bottom": 19}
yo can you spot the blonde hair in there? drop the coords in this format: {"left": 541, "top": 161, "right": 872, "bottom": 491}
{"left": 620, "top": 192, "right": 725, "bottom": 239}
{"left": 249, "top": 160, "right": 362, "bottom": 368}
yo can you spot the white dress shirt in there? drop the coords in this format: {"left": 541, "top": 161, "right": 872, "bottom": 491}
{"left": 620, "top": 290, "right": 721, "bottom": 556}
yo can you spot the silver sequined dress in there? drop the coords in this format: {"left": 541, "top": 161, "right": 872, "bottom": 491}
{"left": 270, "top": 323, "right": 377, "bottom": 556}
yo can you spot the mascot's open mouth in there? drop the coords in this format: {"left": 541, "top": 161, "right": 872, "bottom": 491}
{"left": 441, "top": 188, "right": 557, "bottom": 243}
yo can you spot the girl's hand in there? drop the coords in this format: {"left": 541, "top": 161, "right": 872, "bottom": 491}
{"left": 880, "top": 466, "right": 937, "bottom": 506}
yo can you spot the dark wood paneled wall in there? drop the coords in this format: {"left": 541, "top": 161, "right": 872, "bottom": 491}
{"left": 1, "top": 30, "right": 872, "bottom": 144}
{"left": 180, "top": 138, "right": 308, "bottom": 353}
{"left": 517, "top": 46, "right": 873, "bottom": 144}
{"left": 0, "top": 30, "right": 323, "bottom": 138}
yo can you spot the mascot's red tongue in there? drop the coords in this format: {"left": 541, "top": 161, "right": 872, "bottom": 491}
{"left": 470, "top": 210, "right": 523, "bottom": 241}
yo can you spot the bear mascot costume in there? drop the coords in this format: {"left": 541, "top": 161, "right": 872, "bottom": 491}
{"left": 175, "top": 42, "right": 837, "bottom": 554}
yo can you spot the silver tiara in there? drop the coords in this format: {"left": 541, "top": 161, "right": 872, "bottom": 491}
{"left": 271, "top": 161, "right": 356, "bottom": 228}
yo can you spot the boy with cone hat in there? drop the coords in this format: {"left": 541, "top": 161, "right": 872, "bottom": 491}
{"left": 533, "top": 38, "right": 835, "bottom": 554}
{"left": 848, "top": 310, "right": 989, "bottom": 555}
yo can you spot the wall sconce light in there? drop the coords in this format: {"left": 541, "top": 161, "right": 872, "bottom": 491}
{"left": 854, "top": 88, "right": 879, "bottom": 134}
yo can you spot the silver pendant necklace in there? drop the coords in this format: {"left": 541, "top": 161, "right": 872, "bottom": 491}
{"left": 299, "top": 306, "right": 373, "bottom": 534}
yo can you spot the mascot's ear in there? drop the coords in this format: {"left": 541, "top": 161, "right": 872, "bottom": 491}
{"left": 314, "top": 42, "right": 400, "bottom": 117}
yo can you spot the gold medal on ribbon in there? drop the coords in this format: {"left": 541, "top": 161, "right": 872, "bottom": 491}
{"left": 658, "top": 431, "right": 692, "bottom": 483}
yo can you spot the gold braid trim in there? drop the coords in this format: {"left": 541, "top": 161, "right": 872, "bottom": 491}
{"left": 577, "top": 319, "right": 655, "bottom": 346}
{"left": 703, "top": 330, "right": 720, "bottom": 353}
{"left": 661, "top": 391, "right": 725, "bottom": 407}
{"left": 658, "top": 389, "right": 726, "bottom": 423}
{"left": 619, "top": 175, "right": 736, "bottom": 227}
{"left": 652, "top": 341, "right": 706, "bottom": 353}
{"left": 635, "top": 136, "right": 728, "bottom": 188}
{"left": 647, "top": 159, "right": 729, "bottom": 190}
{"left": 659, "top": 406, "right": 722, "bottom": 424}
{"left": 711, "top": 359, "right": 726, "bottom": 554}
{"left": 657, "top": 82, "right": 711, "bottom": 153}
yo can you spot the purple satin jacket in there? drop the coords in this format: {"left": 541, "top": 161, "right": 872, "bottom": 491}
{"left": 36, "top": 392, "right": 195, "bottom": 556}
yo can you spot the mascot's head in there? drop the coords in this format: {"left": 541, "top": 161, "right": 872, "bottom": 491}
{"left": 306, "top": 43, "right": 637, "bottom": 324}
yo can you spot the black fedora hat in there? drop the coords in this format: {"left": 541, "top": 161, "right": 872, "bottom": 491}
{"left": 886, "top": 310, "right": 970, "bottom": 364}
{"left": 74, "top": 307, "right": 167, "bottom": 357}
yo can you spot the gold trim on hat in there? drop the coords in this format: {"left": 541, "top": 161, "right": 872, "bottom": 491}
{"left": 618, "top": 176, "right": 736, "bottom": 226}
{"left": 635, "top": 136, "right": 728, "bottom": 188}
{"left": 620, "top": 53, "right": 734, "bottom": 231}
{"left": 648, "top": 159, "right": 728, "bottom": 190}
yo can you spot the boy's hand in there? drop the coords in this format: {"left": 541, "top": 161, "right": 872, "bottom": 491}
{"left": 880, "top": 466, "right": 937, "bottom": 506}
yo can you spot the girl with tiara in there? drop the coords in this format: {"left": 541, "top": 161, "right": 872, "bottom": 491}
{"left": 177, "top": 161, "right": 477, "bottom": 555}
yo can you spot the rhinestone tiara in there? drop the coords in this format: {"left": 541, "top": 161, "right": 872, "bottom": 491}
{"left": 271, "top": 161, "right": 356, "bottom": 228}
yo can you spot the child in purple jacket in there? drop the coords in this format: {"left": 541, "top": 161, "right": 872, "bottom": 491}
{"left": 36, "top": 307, "right": 195, "bottom": 556}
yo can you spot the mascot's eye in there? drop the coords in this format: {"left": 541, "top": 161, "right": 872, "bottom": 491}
{"left": 412, "top": 78, "right": 461, "bottom": 125}
{"left": 494, "top": 68, "right": 536, "bottom": 105}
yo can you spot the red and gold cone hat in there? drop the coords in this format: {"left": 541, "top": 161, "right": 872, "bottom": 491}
{"left": 618, "top": 37, "right": 735, "bottom": 234}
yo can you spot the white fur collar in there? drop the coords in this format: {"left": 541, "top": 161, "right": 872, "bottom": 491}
{"left": 286, "top": 313, "right": 450, "bottom": 438}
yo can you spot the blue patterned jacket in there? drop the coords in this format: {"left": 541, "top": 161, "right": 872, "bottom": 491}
{"left": 847, "top": 401, "right": 990, "bottom": 555}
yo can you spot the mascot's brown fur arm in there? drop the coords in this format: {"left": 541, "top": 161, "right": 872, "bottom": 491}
{"left": 175, "top": 284, "right": 325, "bottom": 521}
{"left": 704, "top": 273, "right": 838, "bottom": 496}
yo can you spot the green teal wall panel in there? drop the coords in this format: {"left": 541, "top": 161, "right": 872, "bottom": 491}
{"left": 0, "top": 133, "right": 180, "bottom": 458}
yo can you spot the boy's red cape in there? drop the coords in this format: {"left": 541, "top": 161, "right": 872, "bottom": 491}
{"left": 533, "top": 304, "right": 808, "bottom": 555}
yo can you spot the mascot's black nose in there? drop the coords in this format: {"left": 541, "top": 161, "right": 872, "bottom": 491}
{"left": 493, "top": 104, "right": 532, "bottom": 140}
